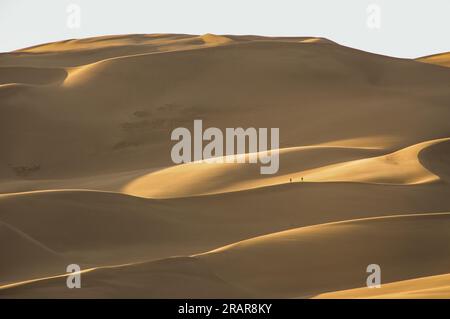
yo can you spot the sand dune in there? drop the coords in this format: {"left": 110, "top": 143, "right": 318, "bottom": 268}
{"left": 0, "top": 34, "right": 449, "bottom": 298}
{"left": 123, "top": 138, "right": 450, "bottom": 198}
{"left": 193, "top": 213, "right": 450, "bottom": 298}
{"left": 0, "top": 190, "right": 208, "bottom": 268}
{"left": 123, "top": 145, "right": 382, "bottom": 198}
{"left": 1, "top": 175, "right": 449, "bottom": 289}
{"left": 299, "top": 138, "right": 450, "bottom": 185}
{"left": 315, "top": 273, "right": 450, "bottom": 299}
{"left": 2, "top": 212, "right": 449, "bottom": 298}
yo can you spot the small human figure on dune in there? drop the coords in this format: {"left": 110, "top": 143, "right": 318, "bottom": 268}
{"left": 301, "top": 177, "right": 304, "bottom": 181}
{"left": 290, "top": 178, "right": 292, "bottom": 183}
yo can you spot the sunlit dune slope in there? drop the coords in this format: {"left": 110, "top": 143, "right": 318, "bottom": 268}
{"left": 315, "top": 273, "right": 450, "bottom": 299}
{"left": 417, "top": 52, "right": 450, "bottom": 68}
{"left": 123, "top": 138, "right": 450, "bottom": 198}
{"left": 123, "top": 145, "right": 381, "bottom": 198}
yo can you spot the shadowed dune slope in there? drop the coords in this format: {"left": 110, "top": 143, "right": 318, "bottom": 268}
{"left": 0, "top": 190, "right": 208, "bottom": 267}
{"left": 419, "top": 138, "right": 450, "bottom": 183}
{"left": 0, "top": 257, "right": 252, "bottom": 298}
{"left": 0, "top": 221, "right": 65, "bottom": 283}
{"left": 0, "top": 66, "right": 67, "bottom": 85}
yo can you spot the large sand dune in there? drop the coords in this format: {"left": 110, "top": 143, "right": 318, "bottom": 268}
{"left": 0, "top": 34, "right": 449, "bottom": 298}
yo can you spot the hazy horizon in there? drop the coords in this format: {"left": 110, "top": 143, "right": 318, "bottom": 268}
{"left": 1, "top": 0, "right": 450, "bottom": 58}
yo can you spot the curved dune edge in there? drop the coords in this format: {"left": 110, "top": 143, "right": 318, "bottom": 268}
{"left": 123, "top": 137, "right": 450, "bottom": 199}
{"left": 314, "top": 273, "right": 450, "bottom": 299}
{"left": 0, "top": 261, "right": 138, "bottom": 291}
{"left": 0, "top": 268, "right": 95, "bottom": 291}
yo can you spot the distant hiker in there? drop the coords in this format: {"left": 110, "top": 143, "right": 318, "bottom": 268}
{"left": 290, "top": 178, "right": 292, "bottom": 183}
{"left": 301, "top": 177, "right": 304, "bottom": 181}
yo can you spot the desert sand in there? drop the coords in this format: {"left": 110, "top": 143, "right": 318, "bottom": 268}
{"left": 0, "top": 34, "right": 449, "bottom": 298}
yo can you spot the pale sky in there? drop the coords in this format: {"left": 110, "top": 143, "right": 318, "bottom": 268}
{"left": 1, "top": 0, "right": 449, "bottom": 58}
